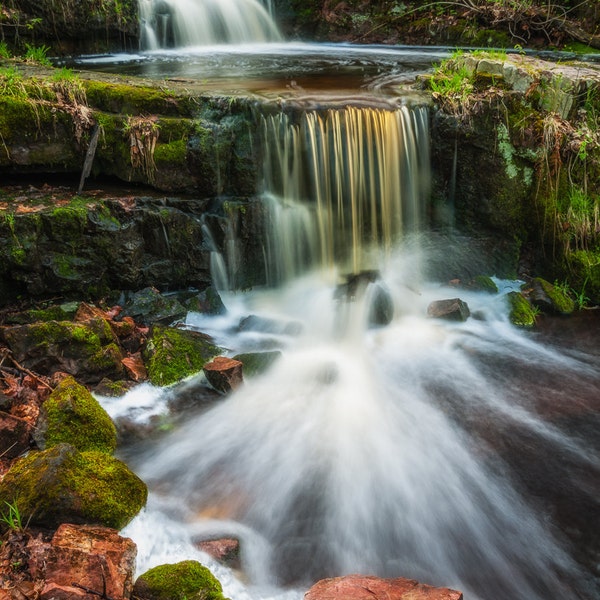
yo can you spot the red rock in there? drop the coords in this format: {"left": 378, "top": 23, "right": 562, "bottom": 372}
{"left": 28, "top": 524, "right": 137, "bottom": 600}
{"left": 304, "top": 575, "right": 463, "bottom": 600}
{"left": 203, "top": 356, "right": 243, "bottom": 393}
{"left": 122, "top": 352, "right": 148, "bottom": 382}
{"left": 195, "top": 537, "right": 240, "bottom": 569}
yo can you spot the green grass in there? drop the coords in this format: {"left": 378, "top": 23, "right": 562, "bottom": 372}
{"left": 24, "top": 44, "right": 52, "bottom": 67}
{"left": 0, "top": 500, "right": 23, "bottom": 531}
{"left": 0, "top": 42, "right": 11, "bottom": 59}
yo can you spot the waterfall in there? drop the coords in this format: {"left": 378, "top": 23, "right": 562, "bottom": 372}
{"left": 138, "top": 0, "right": 282, "bottom": 50}
{"left": 260, "top": 105, "right": 430, "bottom": 284}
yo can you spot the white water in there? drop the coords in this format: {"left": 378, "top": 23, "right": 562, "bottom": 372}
{"left": 115, "top": 259, "right": 599, "bottom": 600}
{"left": 138, "top": 0, "right": 281, "bottom": 50}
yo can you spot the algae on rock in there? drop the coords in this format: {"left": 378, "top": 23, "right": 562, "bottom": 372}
{"left": 133, "top": 560, "right": 226, "bottom": 600}
{"left": 143, "top": 325, "right": 222, "bottom": 387}
{"left": 0, "top": 443, "right": 147, "bottom": 530}
{"left": 37, "top": 375, "right": 118, "bottom": 453}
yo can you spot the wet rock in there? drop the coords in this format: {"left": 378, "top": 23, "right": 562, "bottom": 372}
{"left": 334, "top": 271, "right": 394, "bottom": 327}
{"left": 121, "top": 287, "right": 187, "bottom": 326}
{"left": 305, "top": 575, "right": 463, "bottom": 600}
{"left": 194, "top": 538, "right": 241, "bottom": 570}
{"left": 0, "top": 443, "right": 147, "bottom": 530}
{"left": 27, "top": 524, "right": 137, "bottom": 600}
{"left": 34, "top": 376, "right": 117, "bottom": 453}
{"left": 186, "top": 286, "right": 227, "bottom": 315}
{"left": 238, "top": 315, "right": 303, "bottom": 336}
{"left": 133, "top": 560, "right": 226, "bottom": 600}
{"left": 93, "top": 378, "right": 137, "bottom": 397}
{"left": 529, "top": 277, "right": 575, "bottom": 315}
{"left": 507, "top": 291, "right": 537, "bottom": 328}
{"left": 232, "top": 351, "right": 282, "bottom": 377}
{"left": 0, "top": 412, "right": 32, "bottom": 458}
{"left": 143, "top": 325, "right": 222, "bottom": 387}
{"left": 203, "top": 357, "right": 244, "bottom": 394}
{"left": 469, "top": 275, "right": 499, "bottom": 294}
{"left": 121, "top": 351, "right": 148, "bottom": 382}
{"left": 427, "top": 298, "right": 470, "bottom": 321}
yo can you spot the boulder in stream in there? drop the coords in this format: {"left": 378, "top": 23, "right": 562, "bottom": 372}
{"left": 427, "top": 298, "right": 470, "bottom": 321}
{"left": 305, "top": 574, "right": 463, "bottom": 600}
{"left": 203, "top": 356, "right": 244, "bottom": 394}
{"left": 133, "top": 560, "right": 226, "bottom": 600}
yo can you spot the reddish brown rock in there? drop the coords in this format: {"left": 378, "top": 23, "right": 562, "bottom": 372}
{"left": 427, "top": 298, "right": 470, "bottom": 322}
{"left": 28, "top": 524, "right": 137, "bottom": 600}
{"left": 304, "top": 575, "right": 463, "bottom": 600}
{"left": 203, "top": 356, "right": 243, "bottom": 393}
{"left": 122, "top": 352, "right": 148, "bottom": 382}
{"left": 195, "top": 537, "right": 241, "bottom": 569}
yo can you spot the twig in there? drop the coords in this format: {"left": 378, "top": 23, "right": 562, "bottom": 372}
{"left": 4, "top": 351, "right": 52, "bottom": 391}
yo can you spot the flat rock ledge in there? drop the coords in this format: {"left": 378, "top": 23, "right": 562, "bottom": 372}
{"left": 305, "top": 575, "right": 463, "bottom": 600}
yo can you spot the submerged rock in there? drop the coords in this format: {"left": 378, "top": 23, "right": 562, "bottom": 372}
{"left": 0, "top": 443, "right": 147, "bottom": 530}
{"left": 305, "top": 575, "right": 463, "bottom": 600}
{"left": 232, "top": 350, "right": 282, "bottom": 377}
{"left": 35, "top": 375, "right": 117, "bottom": 453}
{"left": 133, "top": 560, "right": 226, "bottom": 600}
{"left": 427, "top": 298, "right": 470, "bottom": 321}
{"left": 194, "top": 538, "right": 241, "bottom": 570}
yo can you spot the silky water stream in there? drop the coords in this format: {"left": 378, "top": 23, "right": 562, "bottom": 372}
{"left": 89, "top": 2, "right": 600, "bottom": 598}
{"left": 97, "top": 103, "right": 600, "bottom": 600}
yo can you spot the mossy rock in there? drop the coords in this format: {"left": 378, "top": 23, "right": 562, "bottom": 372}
{"left": 37, "top": 375, "right": 117, "bottom": 453}
{"left": 507, "top": 291, "right": 536, "bottom": 328}
{"left": 471, "top": 275, "right": 499, "bottom": 294}
{"left": 143, "top": 325, "right": 222, "bottom": 387}
{"left": 0, "top": 443, "right": 147, "bottom": 530}
{"left": 232, "top": 351, "right": 282, "bottom": 378}
{"left": 531, "top": 277, "right": 575, "bottom": 315}
{"left": 0, "top": 317, "right": 124, "bottom": 383}
{"left": 133, "top": 560, "right": 226, "bottom": 600}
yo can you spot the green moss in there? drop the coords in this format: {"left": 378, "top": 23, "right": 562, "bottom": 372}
{"left": 135, "top": 560, "right": 225, "bottom": 600}
{"left": 472, "top": 275, "right": 499, "bottom": 294}
{"left": 0, "top": 443, "right": 147, "bottom": 530}
{"left": 144, "top": 325, "right": 222, "bottom": 387}
{"left": 43, "top": 376, "right": 117, "bottom": 453}
{"left": 533, "top": 277, "right": 575, "bottom": 314}
{"left": 507, "top": 291, "right": 536, "bottom": 328}
{"left": 154, "top": 139, "right": 187, "bottom": 164}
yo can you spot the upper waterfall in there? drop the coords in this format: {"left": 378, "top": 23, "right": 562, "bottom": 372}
{"left": 138, "top": 0, "right": 282, "bottom": 50}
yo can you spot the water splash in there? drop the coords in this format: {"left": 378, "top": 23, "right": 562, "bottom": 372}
{"left": 138, "top": 0, "right": 281, "bottom": 50}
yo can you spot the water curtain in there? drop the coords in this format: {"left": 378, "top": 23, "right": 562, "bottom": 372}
{"left": 138, "top": 0, "right": 281, "bottom": 49}
{"left": 260, "top": 105, "right": 430, "bottom": 283}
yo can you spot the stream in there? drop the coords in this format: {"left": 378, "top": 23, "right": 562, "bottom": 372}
{"left": 86, "top": 1, "right": 600, "bottom": 598}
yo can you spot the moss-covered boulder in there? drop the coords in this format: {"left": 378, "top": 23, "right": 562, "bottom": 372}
{"left": 471, "top": 275, "right": 499, "bottom": 294}
{"left": 143, "top": 325, "right": 222, "bottom": 387}
{"left": 133, "top": 560, "right": 226, "bottom": 600}
{"left": 530, "top": 277, "right": 575, "bottom": 315}
{"left": 0, "top": 317, "right": 124, "bottom": 383}
{"left": 0, "top": 443, "right": 147, "bottom": 530}
{"left": 37, "top": 376, "right": 117, "bottom": 453}
{"left": 507, "top": 291, "right": 537, "bottom": 328}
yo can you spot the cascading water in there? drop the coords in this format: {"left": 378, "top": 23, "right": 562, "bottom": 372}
{"left": 107, "top": 103, "right": 600, "bottom": 600}
{"left": 260, "top": 105, "right": 430, "bottom": 284}
{"left": 138, "top": 0, "right": 281, "bottom": 50}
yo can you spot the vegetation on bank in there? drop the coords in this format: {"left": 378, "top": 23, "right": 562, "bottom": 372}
{"left": 426, "top": 49, "right": 600, "bottom": 305}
